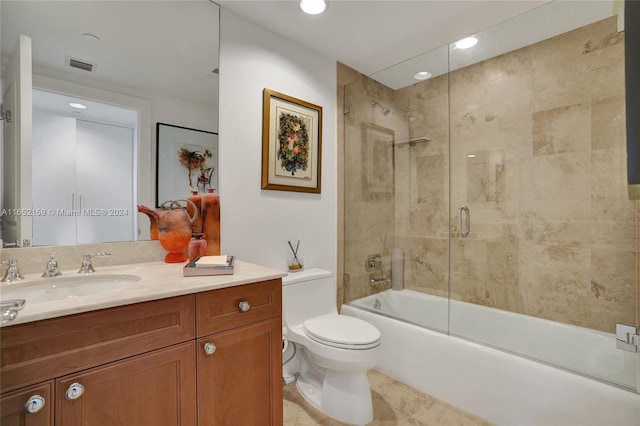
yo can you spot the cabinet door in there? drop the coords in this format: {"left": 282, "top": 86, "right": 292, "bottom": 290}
{"left": 1, "top": 381, "right": 53, "bottom": 426}
{"left": 56, "top": 342, "right": 196, "bottom": 426}
{"left": 197, "top": 317, "right": 283, "bottom": 426}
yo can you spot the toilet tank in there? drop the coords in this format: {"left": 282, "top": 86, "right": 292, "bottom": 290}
{"left": 282, "top": 268, "right": 337, "bottom": 327}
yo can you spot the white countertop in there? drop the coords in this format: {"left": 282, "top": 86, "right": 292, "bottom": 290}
{"left": 0, "top": 260, "right": 287, "bottom": 326}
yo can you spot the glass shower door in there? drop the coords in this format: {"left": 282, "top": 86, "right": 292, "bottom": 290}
{"left": 342, "top": 44, "right": 451, "bottom": 334}
{"left": 447, "top": 1, "right": 638, "bottom": 391}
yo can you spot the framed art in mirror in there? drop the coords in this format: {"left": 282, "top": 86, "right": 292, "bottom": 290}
{"left": 261, "top": 88, "right": 322, "bottom": 193}
{"left": 156, "top": 123, "right": 219, "bottom": 207}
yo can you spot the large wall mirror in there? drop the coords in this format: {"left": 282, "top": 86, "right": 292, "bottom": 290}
{"left": 0, "top": 0, "right": 220, "bottom": 248}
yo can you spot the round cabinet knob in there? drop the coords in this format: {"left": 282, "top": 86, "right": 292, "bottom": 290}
{"left": 203, "top": 342, "right": 217, "bottom": 355}
{"left": 238, "top": 300, "right": 251, "bottom": 312}
{"left": 65, "top": 382, "right": 85, "bottom": 400}
{"left": 24, "top": 394, "right": 45, "bottom": 414}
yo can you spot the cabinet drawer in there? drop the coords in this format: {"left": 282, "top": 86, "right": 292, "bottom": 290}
{"left": 196, "top": 279, "right": 281, "bottom": 336}
{"left": 1, "top": 295, "right": 195, "bottom": 393}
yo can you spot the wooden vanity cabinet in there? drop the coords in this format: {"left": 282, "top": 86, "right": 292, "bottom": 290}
{"left": 1, "top": 294, "right": 196, "bottom": 426}
{"left": 1, "top": 277, "right": 283, "bottom": 426}
{"left": 0, "top": 344, "right": 196, "bottom": 426}
{"left": 0, "top": 294, "right": 196, "bottom": 393}
{"left": 196, "top": 279, "right": 283, "bottom": 426}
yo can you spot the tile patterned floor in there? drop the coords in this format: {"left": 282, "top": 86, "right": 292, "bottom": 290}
{"left": 283, "top": 370, "right": 494, "bottom": 425}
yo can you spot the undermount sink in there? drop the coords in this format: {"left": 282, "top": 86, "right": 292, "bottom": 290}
{"left": 0, "top": 274, "right": 141, "bottom": 305}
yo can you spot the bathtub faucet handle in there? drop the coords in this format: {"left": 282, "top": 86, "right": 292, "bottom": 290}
{"left": 365, "top": 254, "right": 383, "bottom": 272}
{"left": 616, "top": 323, "right": 639, "bottom": 353}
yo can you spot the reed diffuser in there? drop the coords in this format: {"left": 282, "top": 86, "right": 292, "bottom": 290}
{"left": 287, "top": 240, "right": 303, "bottom": 272}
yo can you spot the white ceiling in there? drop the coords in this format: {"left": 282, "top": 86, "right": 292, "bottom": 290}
{"left": 220, "top": 0, "right": 617, "bottom": 89}
{"left": 370, "top": 0, "right": 616, "bottom": 89}
{"left": 1, "top": 0, "right": 220, "bottom": 107}
{"left": 1, "top": 0, "right": 618, "bottom": 122}
{"left": 218, "top": 0, "right": 552, "bottom": 76}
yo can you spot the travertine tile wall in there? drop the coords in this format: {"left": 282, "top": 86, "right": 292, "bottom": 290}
{"left": 394, "top": 72, "right": 451, "bottom": 300}
{"left": 447, "top": 15, "right": 631, "bottom": 333}
{"left": 340, "top": 73, "right": 397, "bottom": 303}
{"left": 340, "top": 16, "right": 636, "bottom": 333}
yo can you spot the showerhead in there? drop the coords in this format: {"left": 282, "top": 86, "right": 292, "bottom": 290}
{"left": 371, "top": 100, "right": 391, "bottom": 116}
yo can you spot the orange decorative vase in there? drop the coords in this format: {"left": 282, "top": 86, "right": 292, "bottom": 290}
{"left": 201, "top": 189, "right": 221, "bottom": 255}
{"left": 187, "top": 191, "right": 203, "bottom": 234}
{"left": 137, "top": 200, "right": 198, "bottom": 263}
{"left": 188, "top": 233, "right": 207, "bottom": 262}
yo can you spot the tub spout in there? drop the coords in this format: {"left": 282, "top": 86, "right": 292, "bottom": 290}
{"left": 370, "top": 277, "right": 390, "bottom": 286}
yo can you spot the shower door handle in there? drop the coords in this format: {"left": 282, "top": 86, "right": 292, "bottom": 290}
{"left": 458, "top": 206, "right": 470, "bottom": 238}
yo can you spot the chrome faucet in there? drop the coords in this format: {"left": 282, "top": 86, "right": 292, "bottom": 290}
{"left": 370, "top": 276, "right": 390, "bottom": 287}
{"left": 78, "top": 252, "right": 111, "bottom": 274}
{"left": 1, "top": 260, "right": 24, "bottom": 283}
{"left": 42, "top": 252, "right": 62, "bottom": 278}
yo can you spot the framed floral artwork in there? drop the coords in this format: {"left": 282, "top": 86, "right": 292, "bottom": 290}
{"left": 261, "top": 89, "right": 322, "bottom": 193}
{"left": 156, "top": 123, "right": 218, "bottom": 207}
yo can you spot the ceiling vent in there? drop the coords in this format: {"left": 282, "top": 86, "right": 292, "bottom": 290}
{"left": 65, "top": 56, "right": 96, "bottom": 73}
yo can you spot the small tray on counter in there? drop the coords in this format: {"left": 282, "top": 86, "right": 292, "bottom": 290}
{"left": 183, "top": 255, "right": 235, "bottom": 277}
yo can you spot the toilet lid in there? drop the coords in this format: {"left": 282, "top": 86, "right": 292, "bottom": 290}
{"left": 303, "top": 315, "right": 381, "bottom": 349}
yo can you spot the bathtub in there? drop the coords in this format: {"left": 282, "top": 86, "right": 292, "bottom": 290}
{"left": 342, "top": 289, "right": 640, "bottom": 426}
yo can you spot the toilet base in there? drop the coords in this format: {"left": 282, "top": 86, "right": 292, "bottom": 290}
{"left": 297, "top": 369, "right": 374, "bottom": 426}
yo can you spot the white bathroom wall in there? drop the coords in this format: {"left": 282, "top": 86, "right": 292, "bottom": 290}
{"left": 219, "top": 9, "right": 337, "bottom": 274}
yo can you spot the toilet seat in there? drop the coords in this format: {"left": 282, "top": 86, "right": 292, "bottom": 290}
{"left": 303, "top": 315, "right": 381, "bottom": 350}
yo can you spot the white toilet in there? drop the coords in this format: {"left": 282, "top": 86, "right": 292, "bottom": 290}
{"left": 282, "top": 268, "right": 381, "bottom": 425}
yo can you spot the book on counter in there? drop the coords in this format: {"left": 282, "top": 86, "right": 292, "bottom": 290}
{"left": 183, "top": 255, "right": 235, "bottom": 276}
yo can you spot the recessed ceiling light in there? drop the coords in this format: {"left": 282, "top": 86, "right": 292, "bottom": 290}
{"left": 455, "top": 37, "right": 478, "bottom": 49}
{"left": 69, "top": 102, "right": 87, "bottom": 109}
{"left": 467, "top": 154, "right": 476, "bottom": 158}
{"left": 455, "top": 36, "right": 478, "bottom": 50}
{"left": 414, "top": 71, "right": 432, "bottom": 81}
{"left": 300, "top": 0, "right": 326, "bottom": 15}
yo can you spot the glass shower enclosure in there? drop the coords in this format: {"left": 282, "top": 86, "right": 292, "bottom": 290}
{"left": 342, "top": 0, "right": 637, "bottom": 391}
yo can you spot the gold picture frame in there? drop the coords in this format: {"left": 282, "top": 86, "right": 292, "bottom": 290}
{"left": 261, "top": 88, "right": 322, "bottom": 193}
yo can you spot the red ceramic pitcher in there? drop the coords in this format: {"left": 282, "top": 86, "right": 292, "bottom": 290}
{"left": 138, "top": 200, "right": 198, "bottom": 263}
